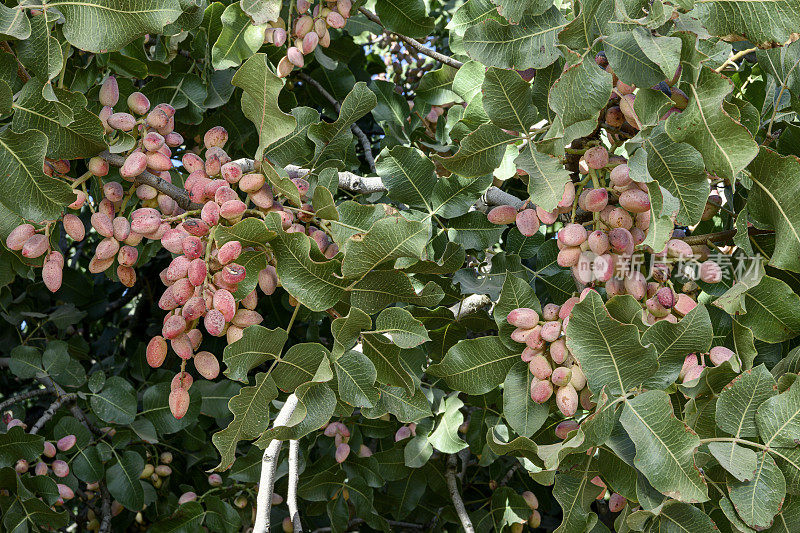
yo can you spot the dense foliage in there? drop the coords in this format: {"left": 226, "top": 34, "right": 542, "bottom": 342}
{"left": 1, "top": 0, "right": 800, "bottom": 531}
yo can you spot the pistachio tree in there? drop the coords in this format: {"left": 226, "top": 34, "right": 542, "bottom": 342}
{"left": 1, "top": 0, "right": 800, "bottom": 531}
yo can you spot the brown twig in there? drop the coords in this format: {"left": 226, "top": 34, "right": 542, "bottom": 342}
{"left": 99, "top": 151, "right": 203, "bottom": 211}
{"left": 29, "top": 393, "right": 77, "bottom": 434}
{"left": 32, "top": 372, "right": 111, "bottom": 529}
{"left": 0, "top": 389, "right": 51, "bottom": 413}
{"left": 499, "top": 463, "right": 521, "bottom": 486}
{"left": 680, "top": 227, "right": 773, "bottom": 246}
{"left": 296, "top": 72, "right": 376, "bottom": 172}
{"left": 446, "top": 454, "right": 475, "bottom": 532}
{"left": 359, "top": 8, "right": 464, "bottom": 70}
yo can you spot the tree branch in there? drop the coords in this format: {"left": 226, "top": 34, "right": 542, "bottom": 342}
{"left": 98, "top": 482, "right": 113, "bottom": 533}
{"left": 0, "top": 389, "right": 51, "bottom": 413}
{"left": 285, "top": 164, "right": 525, "bottom": 207}
{"left": 359, "top": 8, "right": 464, "bottom": 70}
{"left": 287, "top": 440, "right": 302, "bottom": 532}
{"left": 446, "top": 454, "right": 475, "bottom": 533}
{"left": 679, "top": 227, "right": 773, "bottom": 246}
{"left": 100, "top": 151, "right": 203, "bottom": 211}
{"left": 253, "top": 394, "right": 300, "bottom": 533}
{"left": 28, "top": 372, "right": 112, "bottom": 529}
{"left": 296, "top": 72, "right": 376, "bottom": 173}
{"left": 29, "top": 393, "right": 77, "bottom": 434}
{"left": 499, "top": 463, "right": 521, "bottom": 486}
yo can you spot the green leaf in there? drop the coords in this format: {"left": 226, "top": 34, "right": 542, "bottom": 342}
{"left": 205, "top": 496, "right": 242, "bottom": 533}
{"left": 482, "top": 67, "right": 538, "bottom": 132}
{"left": 9, "top": 345, "right": 42, "bottom": 379}
{"left": 620, "top": 390, "right": 708, "bottom": 503}
{"left": 331, "top": 307, "right": 371, "bottom": 356}
{"left": 403, "top": 435, "right": 433, "bottom": 468}
{"left": 376, "top": 146, "right": 436, "bottom": 211}
{"left": 308, "top": 81, "right": 377, "bottom": 162}
{"left": 708, "top": 441, "right": 758, "bottom": 482}
{"left": 341, "top": 217, "right": 429, "bottom": 279}
{"left": 141, "top": 382, "right": 202, "bottom": 435}
{"left": 212, "top": 372, "right": 278, "bottom": 470}
{"left": 641, "top": 304, "right": 713, "bottom": 389}
{"left": 641, "top": 181, "right": 680, "bottom": 254}
{"left": 263, "top": 106, "right": 318, "bottom": 167}
{"left": 361, "top": 333, "right": 415, "bottom": 393}
{"left": 558, "top": 0, "right": 612, "bottom": 52}
{"left": 462, "top": 6, "right": 566, "bottom": 70}
{"left": 151, "top": 501, "right": 205, "bottom": 532}
{"left": 232, "top": 53, "right": 296, "bottom": 160}
{"left": 215, "top": 218, "right": 275, "bottom": 248}
{"left": 13, "top": 79, "right": 101, "bottom": 159}
{"left": 142, "top": 72, "right": 207, "bottom": 123}
{"left": 415, "top": 65, "right": 459, "bottom": 106}
{"left": 642, "top": 124, "right": 709, "bottom": 226}
{"left": 271, "top": 343, "right": 333, "bottom": 392}
{"left": 428, "top": 336, "right": 519, "bottom": 395}
{"left": 363, "top": 384, "right": 432, "bottom": 423}
{"left": 604, "top": 29, "right": 679, "bottom": 88}
{"left": 695, "top": 0, "right": 800, "bottom": 48}
{"left": 16, "top": 11, "right": 63, "bottom": 98}
{"left": 447, "top": 0, "right": 502, "bottom": 37}
{"left": 375, "top": 0, "right": 433, "bottom": 39}
{"left": 566, "top": 291, "right": 658, "bottom": 396}
{"left": 267, "top": 220, "right": 347, "bottom": 311}
{"left": 240, "top": 0, "right": 281, "bottom": 25}
{"left": 89, "top": 376, "right": 137, "bottom": 425}
{"left": 734, "top": 276, "right": 800, "bottom": 344}
{"left": 106, "top": 450, "right": 144, "bottom": 511}
{"left": 428, "top": 394, "right": 468, "bottom": 453}
{"left": 552, "top": 457, "right": 603, "bottom": 533}
{"left": 446, "top": 211, "right": 504, "bottom": 250}
{"left": 334, "top": 349, "right": 379, "bottom": 408}
{"left": 716, "top": 364, "right": 777, "bottom": 440}
{"left": 0, "top": 80, "right": 11, "bottom": 115}
{"left": 433, "top": 123, "right": 514, "bottom": 178}
{"left": 51, "top": 0, "right": 183, "bottom": 53}
{"left": 372, "top": 307, "right": 430, "bottom": 349}
{"left": 490, "top": 486, "right": 531, "bottom": 530}
{"left": 486, "top": 424, "right": 540, "bottom": 463}
{"left": 222, "top": 325, "right": 288, "bottom": 383}
{"left": 430, "top": 174, "right": 494, "bottom": 218}
{"left": 746, "top": 147, "right": 800, "bottom": 273}
{"left": 757, "top": 379, "right": 800, "bottom": 448}
{"left": 712, "top": 260, "right": 766, "bottom": 316}
{"left": 0, "top": 427, "right": 43, "bottom": 468}
{"left": 350, "top": 271, "right": 444, "bottom": 315}
{"left": 644, "top": 500, "right": 718, "bottom": 532}
{"left": 515, "top": 143, "right": 572, "bottom": 212}
{"left": 665, "top": 67, "right": 758, "bottom": 181}
{"left": 0, "top": 3, "right": 30, "bottom": 40}
{"left": 0, "top": 128, "right": 74, "bottom": 220}
{"left": 728, "top": 451, "right": 786, "bottom": 530}
{"left": 494, "top": 272, "right": 540, "bottom": 350}
{"left": 548, "top": 58, "right": 613, "bottom": 143}
{"left": 503, "top": 361, "right": 549, "bottom": 438}
{"left": 212, "top": 3, "right": 266, "bottom": 69}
